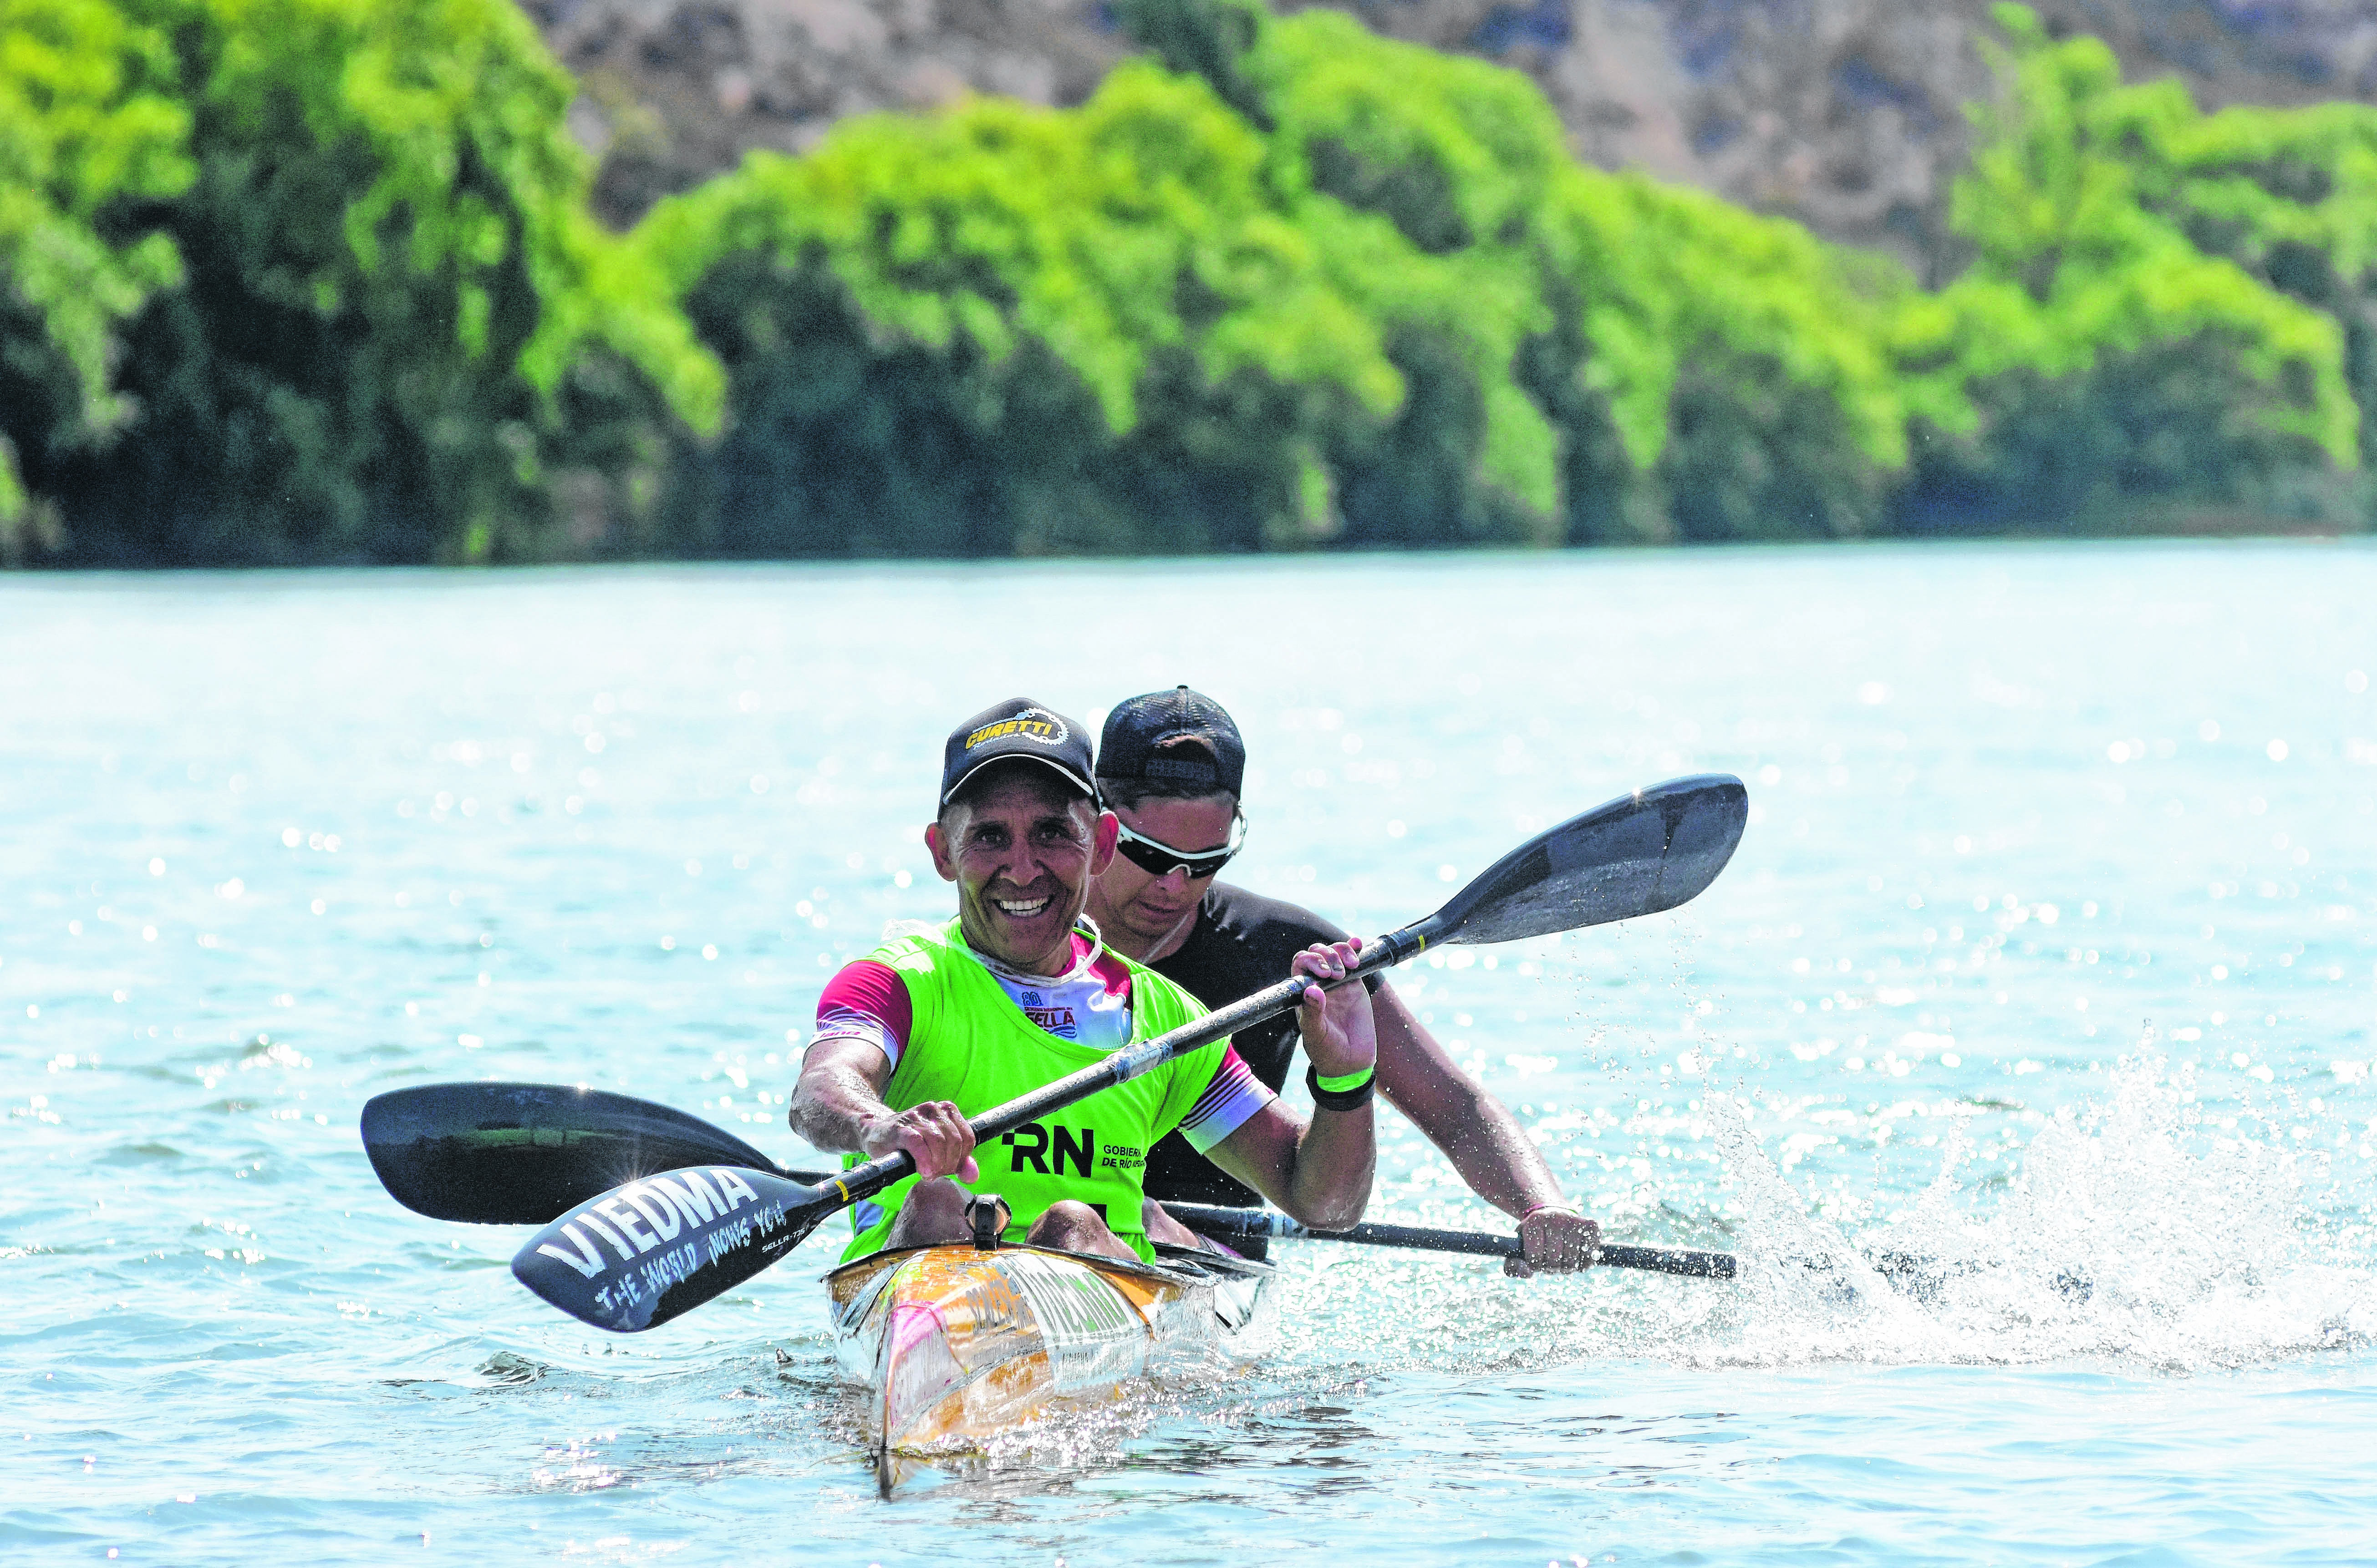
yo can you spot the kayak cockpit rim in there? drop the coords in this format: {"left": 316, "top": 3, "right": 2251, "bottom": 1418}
{"left": 825, "top": 1239, "right": 1274, "bottom": 1289}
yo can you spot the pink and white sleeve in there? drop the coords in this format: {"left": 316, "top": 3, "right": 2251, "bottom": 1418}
{"left": 810, "top": 960, "right": 913, "bottom": 1069}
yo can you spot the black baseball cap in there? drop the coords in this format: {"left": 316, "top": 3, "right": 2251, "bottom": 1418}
{"left": 940, "top": 698, "right": 1098, "bottom": 807}
{"left": 1096, "top": 686, "right": 1246, "bottom": 797}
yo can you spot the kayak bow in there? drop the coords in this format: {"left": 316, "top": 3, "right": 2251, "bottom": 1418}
{"left": 828, "top": 1241, "right": 1270, "bottom": 1490}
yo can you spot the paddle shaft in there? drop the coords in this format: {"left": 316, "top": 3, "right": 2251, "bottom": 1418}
{"left": 813, "top": 921, "right": 1433, "bottom": 1216}
{"left": 1163, "top": 1202, "right": 1738, "bottom": 1279}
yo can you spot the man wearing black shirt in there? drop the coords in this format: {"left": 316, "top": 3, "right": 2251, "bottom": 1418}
{"left": 1085, "top": 687, "right": 1599, "bottom": 1276}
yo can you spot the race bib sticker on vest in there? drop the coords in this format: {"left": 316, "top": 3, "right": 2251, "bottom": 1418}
{"left": 983, "top": 959, "right": 1130, "bottom": 1052}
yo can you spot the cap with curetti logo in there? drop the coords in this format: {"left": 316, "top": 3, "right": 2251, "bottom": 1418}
{"left": 1096, "top": 686, "right": 1246, "bottom": 797}
{"left": 940, "top": 698, "right": 1098, "bottom": 807}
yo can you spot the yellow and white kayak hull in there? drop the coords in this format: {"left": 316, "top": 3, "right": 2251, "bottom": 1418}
{"left": 826, "top": 1242, "right": 1269, "bottom": 1481}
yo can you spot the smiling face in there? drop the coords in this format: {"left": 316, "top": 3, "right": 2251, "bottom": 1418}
{"left": 926, "top": 763, "right": 1117, "bottom": 973}
{"left": 1084, "top": 792, "right": 1238, "bottom": 962}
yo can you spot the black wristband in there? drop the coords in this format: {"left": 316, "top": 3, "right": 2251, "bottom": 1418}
{"left": 1306, "top": 1064, "right": 1375, "bottom": 1111}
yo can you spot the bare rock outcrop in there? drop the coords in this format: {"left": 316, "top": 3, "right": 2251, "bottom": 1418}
{"left": 527, "top": 0, "right": 1134, "bottom": 220}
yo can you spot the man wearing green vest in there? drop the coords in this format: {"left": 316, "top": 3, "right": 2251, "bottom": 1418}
{"left": 788, "top": 697, "right": 1379, "bottom": 1264}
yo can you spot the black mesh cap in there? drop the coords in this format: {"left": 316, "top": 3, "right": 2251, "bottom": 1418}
{"left": 940, "top": 698, "right": 1097, "bottom": 807}
{"left": 1096, "top": 686, "right": 1245, "bottom": 797}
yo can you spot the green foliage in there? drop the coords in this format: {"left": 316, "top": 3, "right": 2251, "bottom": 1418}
{"left": 0, "top": 0, "right": 192, "bottom": 537}
{"left": 1241, "top": 9, "right": 1563, "bottom": 532}
{"left": 1234, "top": 7, "right": 1925, "bottom": 542}
{"left": 1893, "top": 4, "right": 2365, "bottom": 529}
{"left": 641, "top": 59, "right": 1428, "bottom": 553}
{"left": 1534, "top": 170, "right": 1927, "bottom": 541}
{"left": 3, "top": 0, "right": 717, "bottom": 564}
{"left": 1107, "top": 0, "right": 1270, "bottom": 125}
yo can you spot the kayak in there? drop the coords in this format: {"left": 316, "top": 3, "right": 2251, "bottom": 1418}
{"left": 826, "top": 1240, "right": 1272, "bottom": 1487}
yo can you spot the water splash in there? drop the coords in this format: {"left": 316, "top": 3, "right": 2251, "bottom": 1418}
{"left": 1703, "top": 1051, "right": 2375, "bottom": 1370}
{"left": 1201, "top": 1052, "right": 2377, "bottom": 1388}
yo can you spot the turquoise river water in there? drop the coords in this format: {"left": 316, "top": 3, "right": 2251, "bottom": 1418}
{"left": 5, "top": 543, "right": 2374, "bottom": 1565}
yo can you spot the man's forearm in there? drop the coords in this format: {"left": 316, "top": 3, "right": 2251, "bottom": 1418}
{"left": 788, "top": 1058, "right": 891, "bottom": 1153}
{"left": 1399, "top": 1080, "right": 1564, "bottom": 1218}
{"left": 1371, "top": 984, "right": 1567, "bottom": 1218}
{"left": 1283, "top": 1105, "right": 1375, "bottom": 1230}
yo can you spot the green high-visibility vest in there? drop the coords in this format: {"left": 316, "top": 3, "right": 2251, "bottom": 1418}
{"left": 841, "top": 920, "right": 1221, "bottom": 1263}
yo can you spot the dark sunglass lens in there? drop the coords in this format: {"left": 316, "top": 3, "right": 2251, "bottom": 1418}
{"left": 1116, "top": 834, "right": 1231, "bottom": 879}
{"left": 1115, "top": 838, "right": 1168, "bottom": 876}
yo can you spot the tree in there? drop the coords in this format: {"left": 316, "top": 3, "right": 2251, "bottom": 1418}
{"left": 638, "top": 61, "right": 1411, "bottom": 554}
{"left": 1891, "top": 4, "right": 2358, "bottom": 531}
{"left": 5, "top": 0, "right": 718, "bottom": 565}
{"left": 0, "top": 0, "right": 192, "bottom": 559}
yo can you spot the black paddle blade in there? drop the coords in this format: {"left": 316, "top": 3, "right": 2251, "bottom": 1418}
{"left": 361, "top": 1081, "right": 785, "bottom": 1225}
{"left": 1428, "top": 774, "right": 1747, "bottom": 948}
{"left": 511, "top": 1165, "right": 838, "bottom": 1332}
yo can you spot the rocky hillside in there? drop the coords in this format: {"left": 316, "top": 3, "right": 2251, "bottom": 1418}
{"left": 525, "top": 0, "right": 2377, "bottom": 272}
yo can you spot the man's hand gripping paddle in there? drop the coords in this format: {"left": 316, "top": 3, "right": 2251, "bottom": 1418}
{"left": 507, "top": 773, "right": 1748, "bottom": 1333}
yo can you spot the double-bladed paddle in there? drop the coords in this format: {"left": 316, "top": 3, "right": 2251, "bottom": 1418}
{"left": 363, "top": 1078, "right": 1745, "bottom": 1279}
{"left": 362, "top": 1086, "right": 1742, "bottom": 1278}
{"left": 489, "top": 772, "right": 1746, "bottom": 1332}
